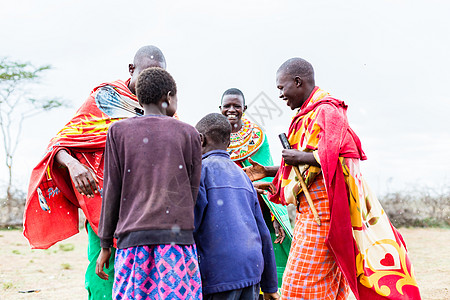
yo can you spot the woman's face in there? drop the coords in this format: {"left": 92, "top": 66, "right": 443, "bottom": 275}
{"left": 220, "top": 94, "right": 246, "bottom": 132}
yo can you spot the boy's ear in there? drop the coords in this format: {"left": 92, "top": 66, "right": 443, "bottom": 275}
{"left": 128, "top": 64, "right": 135, "bottom": 76}
{"left": 165, "top": 91, "right": 173, "bottom": 105}
{"left": 243, "top": 105, "right": 248, "bottom": 112}
{"left": 160, "top": 91, "right": 170, "bottom": 108}
{"left": 199, "top": 133, "right": 207, "bottom": 147}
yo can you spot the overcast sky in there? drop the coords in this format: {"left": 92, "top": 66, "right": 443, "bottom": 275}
{"left": 1, "top": 0, "right": 449, "bottom": 196}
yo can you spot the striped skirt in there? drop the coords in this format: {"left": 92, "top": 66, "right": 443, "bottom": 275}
{"left": 113, "top": 244, "right": 202, "bottom": 300}
{"left": 281, "top": 174, "right": 349, "bottom": 299}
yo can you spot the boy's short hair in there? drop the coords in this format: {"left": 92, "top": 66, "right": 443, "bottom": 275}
{"left": 136, "top": 67, "right": 177, "bottom": 105}
{"left": 196, "top": 113, "right": 232, "bottom": 145}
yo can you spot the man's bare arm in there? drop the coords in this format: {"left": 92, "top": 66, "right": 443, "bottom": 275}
{"left": 55, "top": 149, "right": 98, "bottom": 197}
{"left": 243, "top": 158, "right": 279, "bottom": 181}
{"left": 281, "top": 149, "right": 320, "bottom": 167}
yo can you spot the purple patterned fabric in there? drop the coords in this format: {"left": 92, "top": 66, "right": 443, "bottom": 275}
{"left": 113, "top": 244, "right": 202, "bottom": 299}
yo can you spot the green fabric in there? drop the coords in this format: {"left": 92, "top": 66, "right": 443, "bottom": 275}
{"left": 261, "top": 204, "right": 290, "bottom": 288}
{"left": 243, "top": 135, "right": 274, "bottom": 172}
{"left": 85, "top": 222, "right": 115, "bottom": 300}
{"left": 241, "top": 136, "right": 293, "bottom": 238}
{"left": 241, "top": 135, "right": 292, "bottom": 288}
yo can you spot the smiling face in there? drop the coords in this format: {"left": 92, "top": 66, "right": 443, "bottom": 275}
{"left": 220, "top": 94, "right": 246, "bottom": 132}
{"left": 276, "top": 71, "right": 308, "bottom": 110}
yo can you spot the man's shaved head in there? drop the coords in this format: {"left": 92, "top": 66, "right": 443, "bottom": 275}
{"left": 133, "top": 45, "right": 166, "bottom": 69}
{"left": 276, "top": 58, "right": 316, "bottom": 110}
{"left": 128, "top": 45, "right": 166, "bottom": 94}
{"left": 277, "top": 57, "right": 314, "bottom": 83}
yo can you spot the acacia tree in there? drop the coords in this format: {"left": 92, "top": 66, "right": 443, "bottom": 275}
{"left": 0, "top": 58, "right": 64, "bottom": 221}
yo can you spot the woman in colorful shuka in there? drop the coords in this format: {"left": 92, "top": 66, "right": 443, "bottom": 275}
{"left": 244, "top": 58, "right": 421, "bottom": 299}
{"left": 219, "top": 88, "right": 292, "bottom": 289}
{"left": 23, "top": 46, "right": 167, "bottom": 300}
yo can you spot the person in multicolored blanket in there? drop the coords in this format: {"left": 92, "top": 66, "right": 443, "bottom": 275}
{"left": 96, "top": 67, "right": 202, "bottom": 299}
{"left": 219, "top": 88, "right": 292, "bottom": 289}
{"left": 23, "top": 45, "right": 167, "bottom": 299}
{"left": 243, "top": 58, "right": 421, "bottom": 299}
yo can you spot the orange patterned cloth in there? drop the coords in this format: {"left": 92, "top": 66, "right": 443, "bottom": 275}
{"left": 281, "top": 174, "right": 349, "bottom": 299}
{"left": 23, "top": 79, "right": 140, "bottom": 249}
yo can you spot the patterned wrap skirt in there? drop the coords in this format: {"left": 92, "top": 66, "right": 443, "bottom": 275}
{"left": 281, "top": 174, "right": 349, "bottom": 299}
{"left": 113, "top": 244, "right": 202, "bottom": 300}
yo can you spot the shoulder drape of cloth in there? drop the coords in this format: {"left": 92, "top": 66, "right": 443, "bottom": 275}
{"left": 270, "top": 87, "right": 421, "bottom": 299}
{"left": 23, "top": 79, "right": 140, "bottom": 249}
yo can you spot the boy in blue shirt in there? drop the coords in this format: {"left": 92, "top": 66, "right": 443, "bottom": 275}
{"left": 194, "top": 113, "right": 279, "bottom": 300}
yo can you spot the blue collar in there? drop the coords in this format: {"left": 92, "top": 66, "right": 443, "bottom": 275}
{"left": 202, "top": 149, "right": 230, "bottom": 160}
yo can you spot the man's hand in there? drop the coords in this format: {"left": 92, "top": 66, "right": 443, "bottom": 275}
{"left": 282, "top": 149, "right": 319, "bottom": 167}
{"left": 55, "top": 149, "right": 99, "bottom": 197}
{"left": 96, "top": 248, "right": 112, "bottom": 280}
{"left": 243, "top": 158, "right": 267, "bottom": 182}
{"left": 273, "top": 218, "right": 286, "bottom": 244}
{"left": 263, "top": 292, "right": 280, "bottom": 299}
{"left": 253, "top": 182, "right": 276, "bottom": 195}
{"left": 66, "top": 160, "right": 99, "bottom": 197}
{"left": 281, "top": 149, "right": 304, "bottom": 166}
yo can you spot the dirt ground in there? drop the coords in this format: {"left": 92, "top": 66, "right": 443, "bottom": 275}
{"left": 0, "top": 228, "right": 449, "bottom": 300}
